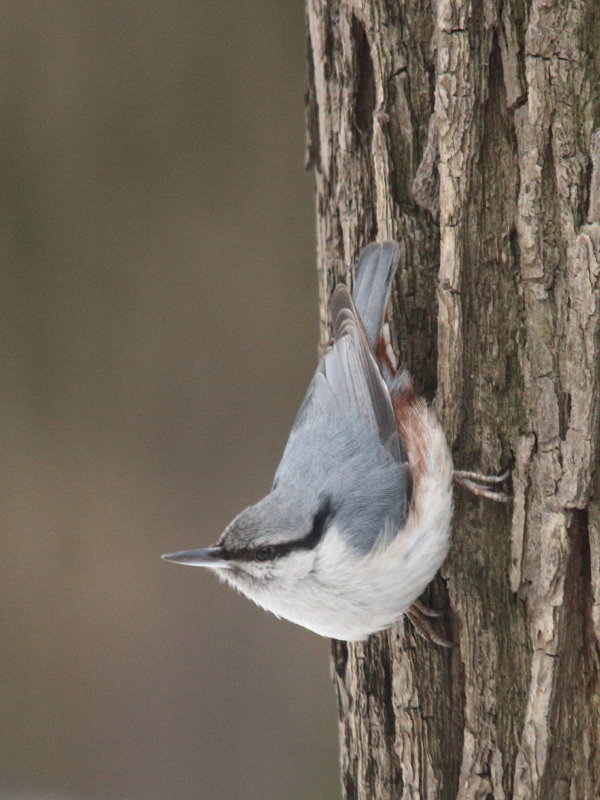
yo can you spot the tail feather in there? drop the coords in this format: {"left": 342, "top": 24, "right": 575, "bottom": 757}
{"left": 352, "top": 242, "right": 401, "bottom": 350}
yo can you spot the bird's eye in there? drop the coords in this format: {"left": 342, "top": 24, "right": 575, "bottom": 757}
{"left": 255, "top": 545, "right": 276, "bottom": 562}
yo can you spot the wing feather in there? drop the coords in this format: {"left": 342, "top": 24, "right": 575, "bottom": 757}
{"left": 274, "top": 282, "right": 412, "bottom": 553}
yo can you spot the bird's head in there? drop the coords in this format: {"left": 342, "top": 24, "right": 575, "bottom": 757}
{"left": 162, "top": 492, "right": 335, "bottom": 595}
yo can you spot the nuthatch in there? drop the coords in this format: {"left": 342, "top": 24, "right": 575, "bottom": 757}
{"left": 163, "top": 243, "right": 509, "bottom": 642}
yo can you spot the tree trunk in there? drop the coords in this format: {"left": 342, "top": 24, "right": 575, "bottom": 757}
{"left": 305, "top": 2, "right": 600, "bottom": 798}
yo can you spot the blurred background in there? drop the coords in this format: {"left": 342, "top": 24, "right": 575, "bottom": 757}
{"left": 0, "top": 3, "right": 339, "bottom": 799}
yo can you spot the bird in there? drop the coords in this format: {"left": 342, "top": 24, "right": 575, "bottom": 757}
{"left": 162, "top": 242, "right": 509, "bottom": 642}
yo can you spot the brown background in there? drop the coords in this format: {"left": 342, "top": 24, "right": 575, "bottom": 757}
{"left": 0, "top": 3, "right": 338, "bottom": 799}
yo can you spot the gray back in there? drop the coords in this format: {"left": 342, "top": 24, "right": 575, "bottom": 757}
{"left": 271, "top": 250, "right": 410, "bottom": 554}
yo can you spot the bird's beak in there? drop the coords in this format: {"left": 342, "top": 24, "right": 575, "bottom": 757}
{"left": 161, "top": 546, "right": 230, "bottom": 569}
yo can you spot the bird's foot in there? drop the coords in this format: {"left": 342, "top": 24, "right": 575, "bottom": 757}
{"left": 412, "top": 599, "right": 444, "bottom": 618}
{"left": 453, "top": 469, "right": 512, "bottom": 504}
{"left": 406, "top": 603, "right": 453, "bottom": 648}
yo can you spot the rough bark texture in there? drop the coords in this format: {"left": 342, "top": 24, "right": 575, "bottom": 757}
{"left": 305, "top": 1, "right": 600, "bottom": 798}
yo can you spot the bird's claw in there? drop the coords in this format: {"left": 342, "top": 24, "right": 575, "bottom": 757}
{"left": 453, "top": 469, "right": 512, "bottom": 504}
{"left": 406, "top": 603, "right": 454, "bottom": 648}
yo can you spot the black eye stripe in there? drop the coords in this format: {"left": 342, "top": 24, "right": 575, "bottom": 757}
{"left": 291, "top": 497, "right": 333, "bottom": 552}
{"left": 222, "top": 497, "right": 334, "bottom": 562}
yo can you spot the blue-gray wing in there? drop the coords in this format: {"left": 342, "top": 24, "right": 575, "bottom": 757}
{"left": 273, "top": 285, "right": 411, "bottom": 552}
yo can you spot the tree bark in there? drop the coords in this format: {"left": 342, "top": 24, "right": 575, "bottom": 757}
{"left": 305, "top": 1, "right": 600, "bottom": 798}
